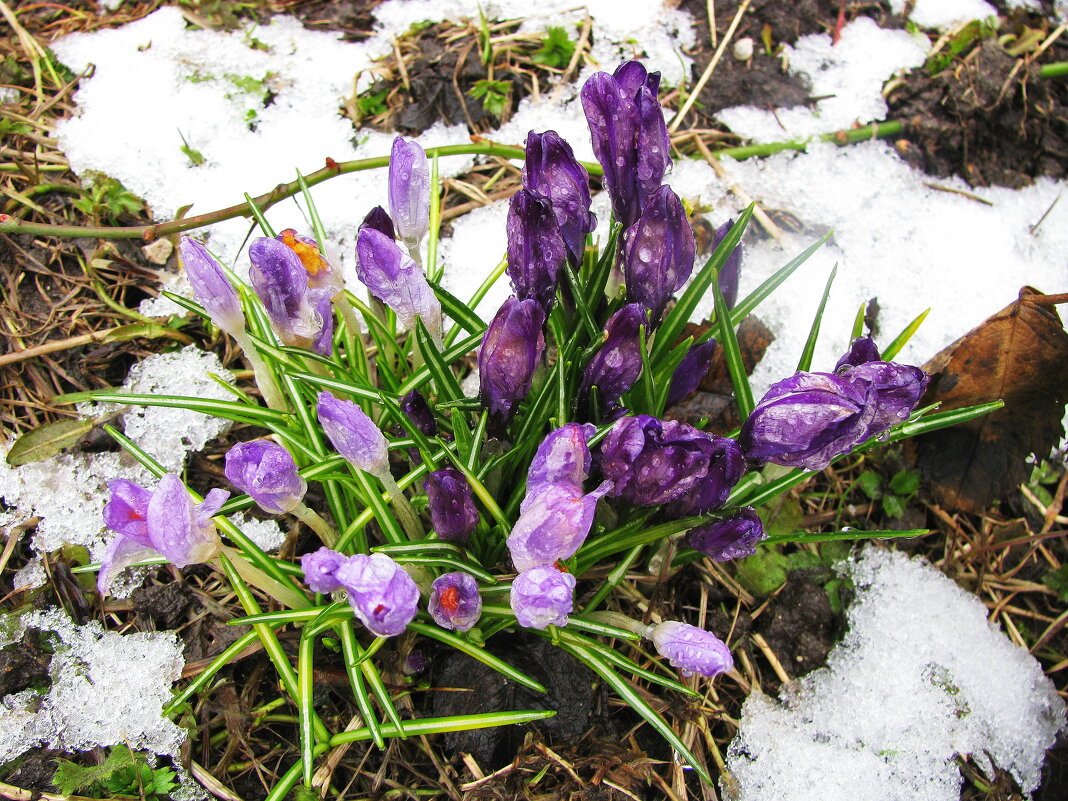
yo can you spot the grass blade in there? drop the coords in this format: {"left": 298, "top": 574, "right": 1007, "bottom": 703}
{"left": 851, "top": 300, "right": 867, "bottom": 339}
{"left": 407, "top": 622, "right": 546, "bottom": 692}
{"left": 730, "top": 231, "right": 832, "bottom": 326}
{"left": 796, "top": 265, "right": 837, "bottom": 372}
{"left": 711, "top": 264, "right": 754, "bottom": 419}
{"left": 882, "top": 307, "right": 930, "bottom": 360}
{"left": 429, "top": 278, "right": 485, "bottom": 337}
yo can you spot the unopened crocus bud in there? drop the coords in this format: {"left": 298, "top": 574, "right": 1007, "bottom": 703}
{"left": 428, "top": 571, "right": 482, "bottom": 632}
{"left": 510, "top": 565, "right": 576, "bottom": 630}
{"left": 844, "top": 360, "right": 929, "bottom": 437}
{"left": 508, "top": 482, "right": 611, "bottom": 572}
{"left": 686, "top": 508, "right": 765, "bottom": 562}
{"left": 317, "top": 391, "right": 389, "bottom": 476}
{"left": 622, "top": 186, "right": 695, "bottom": 324}
{"left": 224, "top": 440, "right": 307, "bottom": 514}
{"left": 388, "top": 136, "right": 430, "bottom": 257}
{"left": 99, "top": 474, "right": 229, "bottom": 596}
{"left": 361, "top": 205, "right": 396, "bottom": 240}
{"left": 424, "top": 467, "right": 479, "bottom": 543}
{"left": 647, "top": 621, "right": 733, "bottom": 677}
{"left": 581, "top": 60, "right": 670, "bottom": 228}
{"left": 665, "top": 339, "right": 718, "bottom": 408}
{"left": 738, "top": 372, "right": 876, "bottom": 471}
{"left": 179, "top": 237, "right": 245, "bottom": 338}
{"left": 506, "top": 188, "right": 567, "bottom": 312}
{"left": 301, "top": 546, "right": 346, "bottom": 593}
{"left": 524, "top": 423, "right": 595, "bottom": 502}
{"left": 579, "top": 303, "right": 645, "bottom": 412}
{"left": 835, "top": 336, "right": 882, "bottom": 371}
{"left": 478, "top": 297, "right": 546, "bottom": 426}
{"left": 522, "top": 131, "right": 595, "bottom": 268}
{"left": 401, "top": 389, "right": 437, "bottom": 437}
{"left": 334, "top": 552, "right": 420, "bottom": 637}
{"left": 355, "top": 226, "right": 442, "bottom": 338}
{"left": 249, "top": 236, "right": 334, "bottom": 355}
{"left": 710, "top": 219, "right": 743, "bottom": 311}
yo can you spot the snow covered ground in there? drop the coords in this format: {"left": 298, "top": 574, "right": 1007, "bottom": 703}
{"left": 1, "top": 0, "right": 1064, "bottom": 798}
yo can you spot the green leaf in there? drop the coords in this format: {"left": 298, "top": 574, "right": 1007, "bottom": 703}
{"left": 6, "top": 418, "right": 94, "bottom": 466}
{"left": 729, "top": 231, "right": 831, "bottom": 327}
{"left": 429, "top": 278, "right": 486, "bottom": 337}
{"left": 888, "top": 468, "right": 920, "bottom": 496}
{"left": 851, "top": 301, "right": 867, "bottom": 339}
{"left": 469, "top": 79, "right": 511, "bottom": 117}
{"left": 762, "top": 527, "right": 927, "bottom": 546}
{"left": 856, "top": 470, "right": 883, "bottom": 500}
{"left": 53, "top": 745, "right": 139, "bottom": 795}
{"left": 711, "top": 262, "right": 754, "bottom": 419}
{"left": 531, "top": 26, "right": 575, "bottom": 68}
{"left": 882, "top": 308, "right": 930, "bottom": 361}
{"left": 797, "top": 265, "right": 837, "bottom": 372}
{"left": 1041, "top": 566, "right": 1068, "bottom": 602}
{"left": 882, "top": 494, "right": 907, "bottom": 519}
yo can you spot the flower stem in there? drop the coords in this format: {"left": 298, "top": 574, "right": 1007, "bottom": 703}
{"left": 232, "top": 330, "right": 287, "bottom": 411}
{"left": 290, "top": 501, "right": 338, "bottom": 547}
{"left": 374, "top": 469, "right": 423, "bottom": 540}
{"left": 217, "top": 546, "right": 309, "bottom": 610}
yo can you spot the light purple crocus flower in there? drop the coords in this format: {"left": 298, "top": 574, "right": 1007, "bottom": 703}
{"left": 316, "top": 391, "right": 390, "bottom": 476}
{"left": 478, "top": 296, "right": 546, "bottom": 427}
{"left": 622, "top": 185, "right": 695, "bottom": 324}
{"left": 388, "top": 136, "right": 430, "bottom": 258}
{"left": 355, "top": 225, "right": 442, "bottom": 339}
{"left": 249, "top": 236, "right": 334, "bottom": 355}
{"left": 99, "top": 474, "right": 229, "bottom": 596}
{"left": 334, "top": 552, "right": 420, "bottom": 637}
{"left": 277, "top": 228, "right": 344, "bottom": 295}
{"left": 579, "top": 303, "right": 645, "bottom": 412}
{"left": 428, "top": 571, "right": 482, "bottom": 632}
{"left": 508, "top": 482, "right": 611, "bottom": 572}
{"left": 686, "top": 507, "right": 765, "bottom": 562}
{"left": 506, "top": 188, "right": 568, "bottom": 312}
{"left": 424, "top": 467, "right": 479, "bottom": 543}
{"left": 510, "top": 565, "right": 576, "bottom": 630}
{"left": 523, "top": 423, "right": 595, "bottom": 502}
{"left": 522, "top": 131, "right": 595, "bottom": 268}
{"left": 179, "top": 236, "right": 245, "bottom": 338}
{"left": 647, "top": 621, "right": 733, "bottom": 677}
{"left": 224, "top": 440, "right": 307, "bottom": 515}
{"left": 301, "top": 546, "right": 347, "bottom": 594}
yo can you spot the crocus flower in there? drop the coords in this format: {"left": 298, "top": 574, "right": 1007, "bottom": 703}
{"left": 224, "top": 440, "right": 307, "bottom": 515}
{"left": 99, "top": 474, "right": 229, "bottom": 596}
{"left": 580, "top": 60, "right": 671, "bottom": 228}
{"left": 276, "top": 228, "right": 343, "bottom": 295}
{"left": 388, "top": 136, "right": 430, "bottom": 258}
{"left": 621, "top": 185, "right": 695, "bottom": 324}
{"left": 334, "top": 552, "right": 420, "bottom": 637}
{"left": 508, "top": 482, "right": 611, "bottom": 572}
{"left": 355, "top": 226, "right": 442, "bottom": 339}
{"left": 510, "top": 565, "right": 576, "bottom": 630}
{"left": 424, "top": 467, "right": 479, "bottom": 543}
{"left": 522, "top": 130, "right": 596, "bottom": 268}
{"left": 301, "top": 546, "right": 347, "bottom": 594}
{"left": 579, "top": 303, "right": 645, "bottom": 412}
{"left": 843, "top": 360, "right": 929, "bottom": 437}
{"left": 401, "top": 389, "right": 437, "bottom": 437}
{"left": 428, "top": 571, "right": 482, "bottom": 632}
{"left": 249, "top": 236, "right": 334, "bottom": 355}
{"left": 506, "top": 188, "right": 567, "bottom": 312}
{"left": 179, "top": 237, "right": 245, "bottom": 339}
{"left": 686, "top": 508, "right": 765, "bottom": 562}
{"left": 317, "top": 391, "right": 390, "bottom": 476}
{"left": 361, "top": 205, "right": 396, "bottom": 240}
{"left": 834, "top": 336, "right": 883, "bottom": 370}
{"left": 524, "top": 423, "right": 596, "bottom": 502}
{"left": 665, "top": 339, "right": 718, "bottom": 408}
{"left": 738, "top": 372, "right": 877, "bottom": 471}
{"left": 647, "top": 621, "right": 733, "bottom": 677}
{"left": 710, "top": 219, "right": 743, "bottom": 311}
{"left": 478, "top": 296, "right": 546, "bottom": 426}
{"left": 599, "top": 415, "right": 744, "bottom": 511}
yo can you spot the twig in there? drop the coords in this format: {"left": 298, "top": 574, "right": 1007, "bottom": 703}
{"left": 0, "top": 325, "right": 191, "bottom": 367}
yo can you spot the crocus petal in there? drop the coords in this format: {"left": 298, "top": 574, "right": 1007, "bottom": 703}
{"left": 335, "top": 553, "right": 420, "bottom": 637}
{"left": 316, "top": 391, "right": 389, "bottom": 475}
{"left": 103, "top": 478, "right": 153, "bottom": 545}
{"left": 665, "top": 339, "right": 718, "bottom": 408}
{"left": 428, "top": 571, "right": 482, "bottom": 632}
{"left": 687, "top": 508, "right": 766, "bottom": 562}
{"left": 524, "top": 423, "right": 595, "bottom": 504}
{"left": 506, "top": 188, "right": 567, "bottom": 311}
{"left": 225, "top": 440, "right": 307, "bottom": 515}
{"left": 388, "top": 136, "right": 430, "bottom": 254}
{"left": 249, "top": 236, "right": 324, "bottom": 347}
{"left": 355, "top": 226, "right": 442, "bottom": 335}
{"left": 424, "top": 467, "right": 479, "bottom": 543}
{"left": 580, "top": 303, "right": 646, "bottom": 410}
{"left": 581, "top": 71, "right": 640, "bottom": 227}
{"left": 478, "top": 297, "right": 546, "bottom": 426}
{"left": 97, "top": 535, "right": 158, "bottom": 597}
{"left": 361, "top": 205, "right": 397, "bottom": 240}
{"left": 522, "top": 130, "right": 595, "bottom": 268}
{"left": 622, "top": 186, "right": 695, "bottom": 324}
{"left": 508, "top": 482, "right": 611, "bottom": 572}
{"left": 401, "top": 389, "right": 437, "bottom": 437}
{"left": 179, "top": 237, "right": 245, "bottom": 338}
{"left": 710, "top": 219, "right": 743, "bottom": 311}
{"left": 301, "top": 546, "right": 347, "bottom": 594}
{"left": 309, "top": 287, "right": 335, "bottom": 356}
{"left": 510, "top": 565, "right": 576, "bottom": 630}
{"left": 146, "top": 474, "right": 221, "bottom": 568}
{"left": 842, "top": 360, "right": 929, "bottom": 436}
{"left": 648, "top": 621, "right": 733, "bottom": 677}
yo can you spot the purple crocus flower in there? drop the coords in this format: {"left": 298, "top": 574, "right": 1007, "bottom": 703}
{"left": 428, "top": 571, "right": 482, "bottom": 632}
{"left": 506, "top": 188, "right": 568, "bottom": 312}
{"left": 361, "top": 205, "right": 397, "bottom": 240}
{"left": 224, "top": 440, "right": 307, "bottom": 515}
{"left": 686, "top": 508, "right": 765, "bottom": 562}
{"left": 580, "top": 60, "right": 671, "bottom": 228}
{"left": 401, "top": 389, "right": 438, "bottom": 437}
{"left": 249, "top": 236, "right": 334, "bottom": 355}
{"left": 579, "top": 303, "right": 645, "bottom": 412}
{"left": 316, "top": 391, "right": 390, "bottom": 476}
{"left": 424, "top": 467, "right": 479, "bottom": 543}
{"left": 843, "top": 360, "right": 929, "bottom": 437}
{"left": 355, "top": 226, "right": 442, "bottom": 338}
{"left": 388, "top": 136, "right": 430, "bottom": 257}
{"left": 647, "top": 621, "right": 733, "bottom": 677}
{"left": 99, "top": 474, "right": 229, "bottom": 596}
{"left": 478, "top": 296, "right": 546, "bottom": 426}
{"left": 510, "top": 565, "right": 576, "bottom": 630}
{"left": 522, "top": 130, "right": 596, "bottom": 268}
{"left": 665, "top": 339, "right": 718, "bottom": 408}
{"left": 621, "top": 185, "right": 695, "bottom": 324}
{"left": 738, "top": 372, "right": 877, "bottom": 471}
{"left": 334, "top": 552, "right": 420, "bottom": 637}
{"left": 277, "top": 228, "right": 343, "bottom": 294}
{"left": 710, "top": 219, "right": 743, "bottom": 311}
{"left": 179, "top": 237, "right": 245, "bottom": 338}
{"left": 301, "top": 546, "right": 347, "bottom": 593}
{"left": 524, "top": 423, "right": 595, "bottom": 502}
{"left": 834, "top": 336, "right": 883, "bottom": 371}
{"left": 507, "top": 482, "right": 611, "bottom": 572}
{"left": 599, "top": 415, "right": 744, "bottom": 511}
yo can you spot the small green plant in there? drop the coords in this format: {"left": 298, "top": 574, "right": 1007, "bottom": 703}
{"left": 469, "top": 79, "right": 511, "bottom": 118}
{"left": 72, "top": 172, "right": 145, "bottom": 223}
{"left": 356, "top": 86, "right": 389, "bottom": 120}
{"left": 925, "top": 18, "right": 998, "bottom": 75}
{"left": 855, "top": 467, "right": 921, "bottom": 519}
{"left": 531, "top": 26, "right": 575, "bottom": 69}
{"left": 177, "top": 129, "right": 206, "bottom": 167}
{"left": 52, "top": 745, "right": 177, "bottom": 799}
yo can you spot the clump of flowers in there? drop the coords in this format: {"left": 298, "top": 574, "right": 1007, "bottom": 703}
{"left": 84, "top": 58, "right": 991, "bottom": 794}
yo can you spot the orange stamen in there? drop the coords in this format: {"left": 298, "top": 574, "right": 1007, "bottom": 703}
{"left": 439, "top": 586, "right": 460, "bottom": 614}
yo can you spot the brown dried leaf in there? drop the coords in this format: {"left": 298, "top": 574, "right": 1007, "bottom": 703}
{"left": 914, "top": 288, "right": 1068, "bottom": 512}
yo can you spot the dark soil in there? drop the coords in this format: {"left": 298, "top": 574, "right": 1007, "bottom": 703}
{"left": 0, "top": 634, "right": 52, "bottom": 697}
{"left": 758, "top": 576, "right": 844, "bottom": 676}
